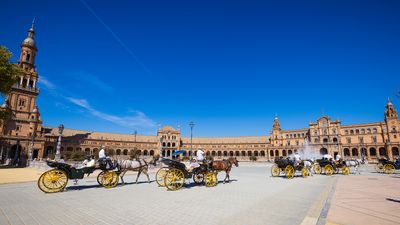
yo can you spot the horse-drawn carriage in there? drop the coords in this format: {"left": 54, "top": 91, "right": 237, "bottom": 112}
{"left": 155, "top": 157, "right": 218, "bottom": 191}
{"left": 375, "top": 158, "right": 400, "bottom": 174}
{"left": 271, "top": 157, "right": 310, "bottom": 179}
{"left": 38, "top": 159, "right": 120, "bottom": 193}
{"left": 313, "top": 158, "right": 350, "bottom": 176}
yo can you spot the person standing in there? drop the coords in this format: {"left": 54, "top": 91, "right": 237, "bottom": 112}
{"left": 196, "top": 149, "right": 205, "bottom": 162}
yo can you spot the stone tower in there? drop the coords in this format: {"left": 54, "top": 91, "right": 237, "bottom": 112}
{"left": 0, "top": 21, "right": 44, "bottom": 163}
{"left": 384, "top": 98, "right": 399, "bottom": 159}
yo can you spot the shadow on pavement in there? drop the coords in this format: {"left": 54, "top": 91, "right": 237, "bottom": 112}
{"left": 66, "top": 180, "right": 154, "bottom": 191}
{"left": 386, "top": 198, "right": 400, "bottom": 203}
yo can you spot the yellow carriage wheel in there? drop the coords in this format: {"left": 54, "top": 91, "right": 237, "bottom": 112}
{"left": 164, "top": 169, "right": 185, "bottom": 191}
{"left": 205, "top": 172, "right": 218, "bottom": 187}
{"left": 156, "top": 168, "right": 168, "bottom": 187}
{"left": 301, "top": 168, "right": 309, "bottom": 178}
{"left": 284, "top": 165, "right": 295, "bottom": 179}
{"left": 375, "top": 164, "right": 384, "bottom": 173}
{"left": 100, "top": 171, "right": 119, "bottom": 188}
{"left": 97, "top": 171, "right": 104, "bottom": 185}
{"left": 271, "top": 165, "right": 280, "bottom": 177}
{"left": 313, "top": 164, "right": 322, "bottom": 174}
{"left": 324, "top": 165, "right": 334, "bottom": 176}
{"left": 384, "top": 164, "right": 395, "bottom": 174}
{"left": 38, "top": 169, "right": 68, "bottom": 193}
{"left": 342, "top": 166, "right": 350, "bottom": 175}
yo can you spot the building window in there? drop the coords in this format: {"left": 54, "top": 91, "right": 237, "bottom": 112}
{"left": 345, "top": 130, "right": 349, "bottom": 135}
{"left": 372, "top": 136, "right": 377, "bottom": 143}
{"left": 359, "top": 137, "right": 364, "bottom": 144}
{"left": 26, "top": 53, "right": 30, "bottom": 61}
{"left": 18, "top": 99, "right": 26, "bottom": 107}
{"left": 333, "top": 137, "right": 338, "bottom": 143}
{"left": 323, "top": 138, "right": 328, "bottom": 143}
{"left": 347, "top": 137, "right": 351, "bottom": 144}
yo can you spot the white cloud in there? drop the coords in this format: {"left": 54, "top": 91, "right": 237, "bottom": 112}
{"left": 66, "top": 97, "right": 156, "bottom": 129}
{"left": 40, "top": 76, "right": 56, "bottom": 89}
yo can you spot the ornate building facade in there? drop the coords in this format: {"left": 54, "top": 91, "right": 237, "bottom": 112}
{"left": 1, "top": 25, "right": 399, "bottom": 163}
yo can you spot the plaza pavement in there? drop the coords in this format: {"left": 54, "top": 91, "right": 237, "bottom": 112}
{"left": 0, "top": 162, "right": 398, "bottom": 225}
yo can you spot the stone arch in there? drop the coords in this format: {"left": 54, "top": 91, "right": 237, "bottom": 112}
{"left": 351, "top": 148, "right": 358, "bottom": 156}
{"left": 379, "top": 147, "right": 387, "bottom": 157}
{"left": 167, "top": 150, "right": 171, "bottom": 157}
{"left": 84, "top": 148, "right": 90, "bottom": 155}
{"left": 116, "top": 149, "right": 121, "bottom": 155}
{"left": 217, "top": 151, "right": 222, "bottom": 157}
{"left": 150, "top": 150, "right": 154, "bottom": 156}
{"left": 270, "top": 150, "right": 274, "bottom": 157}
{"left": 260, "top": 151, "right": 265, "bottom": 157}
{"left": 369, "top": 147, "right": 377, "bottom": 156}
{"left": 282, "top": 150, "right": 287, "bottom": 156}
{"left": 319, "top": 148, "right": 328, "bottom": 155}
{"left": 392, "top": 147, "right": 399, "bottom": 156}
{"left": 247, "top": 151, "right": 252, "bottom": 157}
{"left": 241, "top": 151, "right": 246, "bottom": 157}
{"left": 143, "top": 150, "right": 148, "bottom": 156}
{"left": 275, "top": 150, "right": 279, "bottom": 157}
{"left": 223, "top": 151, "right": 228, "bottom": 157}
{"left": 343, "top": 148, "right": 350, "bottom": 156}
{"left": 123, "top": 149, "right": 128, "bottom": 155}
{"left": 235, "top": 151, "right": 240, "bottom": 157}
{"left": 254, "top": 151, "right": 259, "bottom": 157}
{"left": 33, "top": 149, "right": 39, "bottom": 159}
{"left": 229, "top": 151, "right": 234, "bottom": 157}
{"left": 211, "top": 151, "right": 216, "bottom": 156}
{"left": 288, "top": 150, "right": 293, "bottom": 155}
{"left": 361, "top": 148, "right": 367, "bottom": 157}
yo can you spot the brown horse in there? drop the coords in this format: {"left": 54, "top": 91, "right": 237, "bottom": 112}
{"left": 211, "top": 157, "right": 239, "bottom": 183}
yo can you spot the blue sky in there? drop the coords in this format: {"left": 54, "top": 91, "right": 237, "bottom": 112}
{"left": 1, "top": 0, "right": 399, "bottom": 137}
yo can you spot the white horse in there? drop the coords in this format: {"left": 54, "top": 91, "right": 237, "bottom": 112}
{"left": 118, "top": 157, "right": 156, "bottom": 184}
{"left": 343, "top": 159, "right": 361, "bottom": 174}
{"left": 303, "top": 159, "right": 314, "bottom": 176}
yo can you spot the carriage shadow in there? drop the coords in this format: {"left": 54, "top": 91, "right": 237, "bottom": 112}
{"left": 65, "top": 180, "right": 155, "bottom": 191}
{"left": 182, "top": 179, "right": 238, "bottom": 189}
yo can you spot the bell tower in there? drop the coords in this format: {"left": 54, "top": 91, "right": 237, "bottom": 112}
{"left": 384, "top": 98, "right": 399, "bottom": 160}
{"left": 2, "top": 20, "right": 42, "bottom": 137}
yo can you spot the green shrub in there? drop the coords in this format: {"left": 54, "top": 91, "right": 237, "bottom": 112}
{"left": 249, "top": 155, "right": 258, "bottom": 161}
{"left": 71, "top": 151, "right": 86, "bottom": 161}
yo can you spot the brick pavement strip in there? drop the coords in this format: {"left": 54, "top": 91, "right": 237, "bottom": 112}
{"left": 326, "top": 175, "right": 400, "bottom": 225}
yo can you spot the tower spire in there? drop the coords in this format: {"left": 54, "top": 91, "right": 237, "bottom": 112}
{"left": 31, "top": 18, "right": 35, "bottom": 30}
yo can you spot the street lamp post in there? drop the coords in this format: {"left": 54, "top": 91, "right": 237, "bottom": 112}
{"left": 134, "top": 130, "right": 137, "bottom": 142}
{"left": 189, "top": 121, "right": 195, "bottom": 155}
{"left": 55, "top": 124, "right": 64, "bottom": 160}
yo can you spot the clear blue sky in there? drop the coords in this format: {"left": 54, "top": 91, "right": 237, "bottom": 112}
{"left": 1, "top": 0, "right": 399, "bottom": 137}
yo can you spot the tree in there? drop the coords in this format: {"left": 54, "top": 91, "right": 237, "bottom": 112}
{"left": 0, "top": 46, "right": 20, "bottom": 95}
{"left": 0, "top": 46, "right": 21, "bottom": 124}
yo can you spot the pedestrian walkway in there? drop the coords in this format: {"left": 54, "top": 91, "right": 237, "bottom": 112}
{"left": 0, "top": 168, "right": 42, "bottom": 184}
{"left": 326, "top": 175, "right": 400, "bottom": 225}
